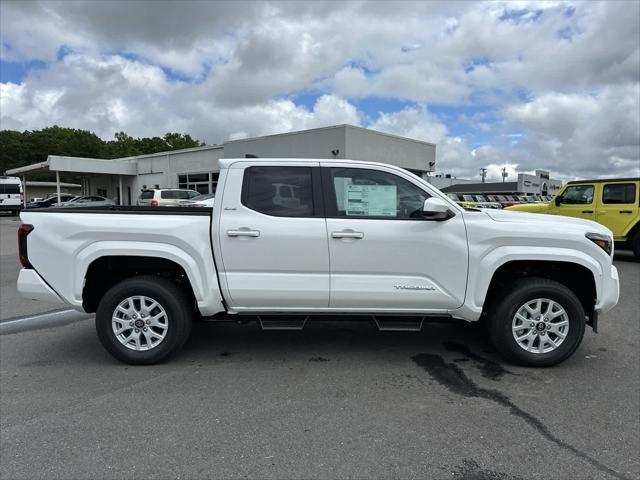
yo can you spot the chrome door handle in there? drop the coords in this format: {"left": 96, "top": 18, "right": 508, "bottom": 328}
{"left": 331, "top": 230, "right": 364, "bottom": 239}
{"left": 227, "top": 228, "right": 260, "bottom": 237}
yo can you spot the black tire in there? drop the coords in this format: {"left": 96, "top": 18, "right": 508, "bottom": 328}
{"left": 488, "top": 277, "right": 586, "bottom": 367}
{"left": 632, "top": 232, "right": 640, "bottom": 258}
{"left": 96, "top": 275, "right": 192, "bottom": 365}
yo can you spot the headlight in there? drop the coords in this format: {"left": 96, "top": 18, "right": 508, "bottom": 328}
{"left": 586, "top": 232, "right": 612, "bottom": 255}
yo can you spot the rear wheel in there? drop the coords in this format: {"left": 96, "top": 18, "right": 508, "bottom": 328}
{"left": 488, "top": 277, "right": 585, "bottom": 367}
{"left": 96, "top": 276, "right": 192, "bottom": 364}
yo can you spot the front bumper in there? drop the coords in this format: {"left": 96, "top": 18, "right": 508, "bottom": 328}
{"left": 595, "top": 265, "right": 619, "bottom": 314}
{"left": 17, "top": 269, "right": 65, "bottom": 305}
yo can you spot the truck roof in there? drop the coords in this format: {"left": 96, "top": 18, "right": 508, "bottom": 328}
{"left": 219, "top": 157, "right": 415, "bottom": 171}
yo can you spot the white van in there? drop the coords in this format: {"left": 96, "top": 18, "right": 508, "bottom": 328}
{"left": 0, "top": 176, "right": 23, "bottom": 215}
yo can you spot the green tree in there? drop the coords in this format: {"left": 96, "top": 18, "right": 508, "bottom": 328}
{"left": 0, "top": 126, "right": 206, "bottom": 182}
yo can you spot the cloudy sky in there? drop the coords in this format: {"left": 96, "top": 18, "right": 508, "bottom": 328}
{"left": 1, "top": 1, "right": 639, "bottom": 180}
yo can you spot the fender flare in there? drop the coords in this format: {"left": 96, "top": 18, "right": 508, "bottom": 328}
{"left": 75, "top": 241, "right": 225, "bottom": 316}
{"left": 470, "top": 246, "right": 602, "bottom": 310}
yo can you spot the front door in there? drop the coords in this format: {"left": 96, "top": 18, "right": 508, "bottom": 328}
{"left": 554, "top": 184, "right": 596, "bottom": 221}
{"left": 218, "top": 163, "right": 330, "bottom": 310}
{"left": 322, "top": 164, "right": 468, "bottom": 311}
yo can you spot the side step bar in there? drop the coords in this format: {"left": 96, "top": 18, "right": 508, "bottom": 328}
{"left": 251, "top": 315, "right": 430, "bottom": 332}
{"left": 372, "top": 316, "right": 425, "bottom": 332}
{"left": 258, "top": 315, "right": 309, "bottom": 331}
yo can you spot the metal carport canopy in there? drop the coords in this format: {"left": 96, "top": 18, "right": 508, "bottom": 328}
{"left": 5, "top": 155, "right": 137, "bottom": 205}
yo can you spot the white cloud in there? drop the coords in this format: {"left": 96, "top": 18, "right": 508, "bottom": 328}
{"left": 369, "top": 105, "right": 448, "bottom": 143}
{"left": 0, "top": 1, "right": 638, "bottom": 179}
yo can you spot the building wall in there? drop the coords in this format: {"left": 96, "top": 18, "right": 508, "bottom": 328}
{"left": 517, "top": 170, "right": 563, "bottom": 195}
{"left": 427, "top": 175, "right": 477, "bottom": 190}
{"left": 24, "top": 184, "right": 81, "bottom": 202}
{"left": 224, "top": 128, "right": 347, "bottom": 160}
{"left": 344, "top": 126, "right": 436, "bottom": 176}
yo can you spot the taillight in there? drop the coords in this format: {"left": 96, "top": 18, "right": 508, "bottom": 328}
{"left": 20, "top": 192, "right": 24, "bottom": 204}
{"left": 18, "top": 224, "right": 34, "bottom": 268}
{"left": 150, "top": 199, "right": 159, "bottom": 207}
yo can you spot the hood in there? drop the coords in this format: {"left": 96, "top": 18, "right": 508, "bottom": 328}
{"left": 483, "top": 209, "right": 613, "bottom": 236}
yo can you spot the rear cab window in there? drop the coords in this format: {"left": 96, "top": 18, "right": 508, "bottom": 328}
{"left": 139, "top": 191, "right": 154, "bottom": 200}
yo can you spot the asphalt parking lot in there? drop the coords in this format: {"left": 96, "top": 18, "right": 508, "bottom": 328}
{"left": 1, "top": 214, "right": 639, "bottom": 480}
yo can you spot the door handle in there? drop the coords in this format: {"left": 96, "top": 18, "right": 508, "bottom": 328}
{"left": 620, "top": 210, "right": 633, "bottom": 214}
{"left": 581, "top": 210, "right": 594, "bottom": 214}
{"left": 331, "top": 230, "right": 364, "bottom": 239}
{"left": 227, "top": 228, "right": 260, "bottom": 237}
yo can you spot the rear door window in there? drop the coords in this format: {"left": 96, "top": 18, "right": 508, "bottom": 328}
{"left": 161, "top": 191, "right": 190, "bottom": 200}
{"left": 242, "top": 166, "right": 314, "bottom": 217}
{"left": 602, "top": 183, "right": 637, "bottom": 204}
{"left": 0, "top": 183, "right": 20, "bottom": 195}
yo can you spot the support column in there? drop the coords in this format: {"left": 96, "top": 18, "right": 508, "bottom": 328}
{"left": 118, "top": 176, "right": 123, "bottom": 205}
{"left": 22, "top": 175, "right": 27, "bottom": 207}
{"left": 56, "top": 171, "right": 61, "bottom": 205}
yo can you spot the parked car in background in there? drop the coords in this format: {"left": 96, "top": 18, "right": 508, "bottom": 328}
{"left": 0, "top": 176, "right": 23, "bottom": 215}
{"left": 179, "top": 193, "right": 215, "bottom": 207}
{"left": 137, "top": 188, "right": 200, "bottom": 207}
{"left": 471, "top": 195, "right": 502, "bottom": 209}
{"left": 446, "top": 193, "right": 475, "bottom": 208}
{"left": 26, "top": 193, "right": 76, "bottom": 209}
{"left": 492, "top": 195, "right": 520, "bottom": 207}
{"left": 60, "top": 196, "right": 115, "bottom": 208}
{"left": 506, "top": 178, "right": 640, "bottom": 257}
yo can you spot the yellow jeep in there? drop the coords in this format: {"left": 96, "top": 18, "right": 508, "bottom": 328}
{"left": 506, "top": 178, "right": 640, "bottom": 257}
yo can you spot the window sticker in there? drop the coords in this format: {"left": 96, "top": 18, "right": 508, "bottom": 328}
{"left": 345, "top": 184, "right": 397, "bottom": 216}
{"left": 333, "top": 177, "right": 352, "bottom": 211}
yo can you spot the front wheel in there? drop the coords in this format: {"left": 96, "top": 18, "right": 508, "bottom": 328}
{"left": 488, "top": 278, "right": 586, "bottom": 367}
{"left": 96, "top": 276, "right": 192, "bottom": 364}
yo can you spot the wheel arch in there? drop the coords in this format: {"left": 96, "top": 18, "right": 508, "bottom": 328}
{"left": 77, "top": 242, "right": 225, "bottom": 316}
{"left": 470, "top": 247, "right": 601, "bottom": 324}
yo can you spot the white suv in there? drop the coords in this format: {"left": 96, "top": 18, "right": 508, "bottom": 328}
{"left": 0, "top": 176, "right": 23, "bottom": 215}
{"left": 137, "top": 188, "right": 200, "bottom": 207}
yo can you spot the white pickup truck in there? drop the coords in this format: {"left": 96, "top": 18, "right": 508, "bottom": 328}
{"left": 17, "top": 158, "right": 619, "bottom": 366}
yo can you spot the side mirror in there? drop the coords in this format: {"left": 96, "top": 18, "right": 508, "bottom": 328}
{"left": 423, "top": 197, "right": 455, "bottom": 221}
{"left": 555, "top": 196, "right": 562, "bottom": 206}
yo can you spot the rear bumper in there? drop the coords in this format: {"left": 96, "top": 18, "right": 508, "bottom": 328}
{"left": 17, "top": 269, "right": 65, "bottom": 305}
{"left": 595, "top": 265, "right": 619, "bottom": 314}
{"left": 0, "top": 204, "right": 21, "bottom": 211}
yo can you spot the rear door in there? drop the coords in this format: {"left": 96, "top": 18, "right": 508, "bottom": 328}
{"left": 597, "top": 182, "right": 639, "bottom": 240}
{"left": 322, "top": 164, "right": 468, "bottom": 311}
{"left": 554, "top": 183, "right": 596, "bottom": 221}
{"left": 217, "top": 162, "right": 330, "bottom": 309}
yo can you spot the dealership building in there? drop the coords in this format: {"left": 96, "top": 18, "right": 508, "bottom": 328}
{"left": 432, "top": 170, "right": 563, "bottom": 196}
{"left": 5, "top": 125, "right": 436, "bottom": 205}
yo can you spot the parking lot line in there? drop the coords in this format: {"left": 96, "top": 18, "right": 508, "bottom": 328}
{"left": 0, "top": 309, "right": 91, "bottom": 334}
